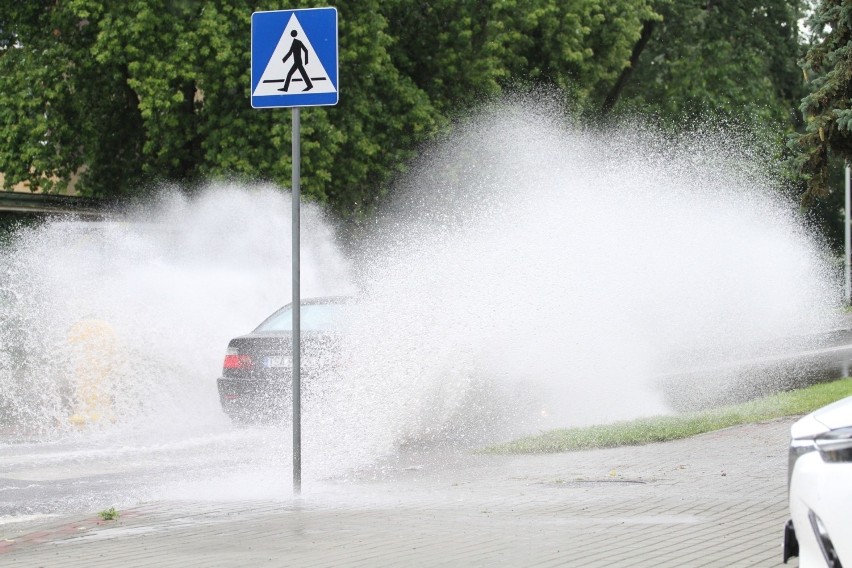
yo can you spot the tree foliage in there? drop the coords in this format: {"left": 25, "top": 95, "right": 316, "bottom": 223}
{"left": 791, "top": 0, "right": 852, "bottom": 199}
{"left": 0, "top": 0, "right": 810, "bottom": 218}
{"left": 382, "top": 0, "right": 658, "bottom": 115}
{"left": 0, "top": 0, "right": 441, "bottom": 216}
{"left": 615, "top": 0, "right": 804, "bottom": 128}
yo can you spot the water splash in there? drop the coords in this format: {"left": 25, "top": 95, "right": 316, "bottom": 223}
{"left": 311, "top": 99, "right": 841, "bottom": 471}
{"left": 0, "top": 97, "right": 842, "bottom": 493}
{"left": 0, "top": 184, "right": 352, "bottom": 442}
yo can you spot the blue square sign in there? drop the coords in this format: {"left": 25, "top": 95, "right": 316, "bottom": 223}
{"left": 251, "top": 8, "right": 339, "bottom": 108}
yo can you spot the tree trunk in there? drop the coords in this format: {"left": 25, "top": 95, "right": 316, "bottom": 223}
{"left": 601, "top": 19, "right": 657, "bottom": 115}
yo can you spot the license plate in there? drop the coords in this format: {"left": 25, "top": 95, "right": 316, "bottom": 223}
{"left": 263, "top": 356, "right": 290, "bottom": 368}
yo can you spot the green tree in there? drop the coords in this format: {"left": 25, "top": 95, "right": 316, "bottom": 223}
{"left": 612, "top": 0, "right": 805, "bottom": 128}
{"left": 0, "top": 0, "right": 441, "bottom": 217}
{"left": 381, "top": 0, "right": 658, "bottom": 116}
{"left": 790, "top": 0, "right": 852, "bottom": 199}
{"left": 0, "top": 2, "right": 146, "bottom": 194}
{"left": 0, "top": 0, "right": 810, "bottom": 219}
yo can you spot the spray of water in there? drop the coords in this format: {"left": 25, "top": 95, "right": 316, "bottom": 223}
{"left": 0, "top": 185, "right": 352, "bottom": 442}
{"left": 307, "top": 98, "right": 841, "bottom": 473}
{"left": 0, "top": 96, "right": 842, "bottom": 496}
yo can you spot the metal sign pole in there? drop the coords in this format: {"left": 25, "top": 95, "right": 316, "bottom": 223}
{"left": 292, "top": 106, "right": 302, "bottom": 495}
{"left": 846, "top": 164, "right": 850, "bottom": 306}
{"left": 252, "top": 6, "right": 338, "bottom": 497}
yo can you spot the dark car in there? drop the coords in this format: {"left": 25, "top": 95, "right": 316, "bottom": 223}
{"left": 216, "top": 296, "right": 350, "bottom": 424}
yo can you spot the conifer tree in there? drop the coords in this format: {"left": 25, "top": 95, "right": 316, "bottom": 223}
{"left": 792, "top": 0, "right": 852, "bottom": 197}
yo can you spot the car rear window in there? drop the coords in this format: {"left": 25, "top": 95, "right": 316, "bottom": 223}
{"left": 254, "top": 303, "right": 348, "bottom": 332}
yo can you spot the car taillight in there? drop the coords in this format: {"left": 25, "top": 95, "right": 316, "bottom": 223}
{"left": 223, "top": 348, "right": 253, "bottom": 370}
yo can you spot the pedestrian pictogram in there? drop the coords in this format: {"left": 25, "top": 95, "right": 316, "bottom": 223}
{"left": 251, "top": 8, "right": 338, "bottom": 108}
{"left": 281, "top": 30, "right": 314, "bottom": 92}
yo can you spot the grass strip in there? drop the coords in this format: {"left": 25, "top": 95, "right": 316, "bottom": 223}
{"left": 482, "top": 378, "right": 852, "bottom": 455}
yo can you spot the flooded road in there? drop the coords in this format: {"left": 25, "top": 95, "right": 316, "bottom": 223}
{"left": 0, "top": 419, "right": 797, "bottom": 568}
{"left": 0, "top": 425, "right": 294, "bottom": 526}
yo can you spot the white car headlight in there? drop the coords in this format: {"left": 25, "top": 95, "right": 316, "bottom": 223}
{"left": 788, "top": 426, "right": 852, "bottom": 487}
{"left": 815, "top": 426, "right": 852, "bottom": 463}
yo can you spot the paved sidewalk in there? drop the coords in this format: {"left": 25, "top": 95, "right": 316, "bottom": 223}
{"left": 0, "top": 419, "right": 796, "bottom": 567}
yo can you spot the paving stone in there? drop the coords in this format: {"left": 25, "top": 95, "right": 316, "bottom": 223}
{"left": 0, "top": 419, "right": 799, "bottom": 567}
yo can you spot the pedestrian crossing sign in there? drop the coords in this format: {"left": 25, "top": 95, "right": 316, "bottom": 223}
{"left": 251, "top": 7, "right": 339, "bottom": 108}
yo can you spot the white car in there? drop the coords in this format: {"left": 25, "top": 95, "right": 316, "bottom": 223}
{"left": 784, "top": 395, "right": 852, "bottom": 567}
